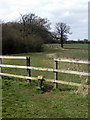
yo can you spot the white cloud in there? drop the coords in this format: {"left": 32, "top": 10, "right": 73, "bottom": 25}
{"left": 0, "top": 0, "right": 88, "bottom": 40}
{"left": 63, "top": 11, "right": 70, "bottom": 17}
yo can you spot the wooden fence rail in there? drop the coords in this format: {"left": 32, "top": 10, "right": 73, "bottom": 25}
{"left": 0, "top": 56, "right": 89, "bottom": 89}
{"left": 0, "top": 56, "right": 26, "bottom": 59}
{"left": 54, "top": 58, "right": 90, "bottom": 64}
{"left": 0, "top": 64, "right": 89, "bottom": 76}
{"left": 0, "top": 72, "right": 88, "bottom": 88}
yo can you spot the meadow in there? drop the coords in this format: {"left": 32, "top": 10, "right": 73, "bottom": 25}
{"left": 1, "top": 44, "right": 89, "bottom": 118}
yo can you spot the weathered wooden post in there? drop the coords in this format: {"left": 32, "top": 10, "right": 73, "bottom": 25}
{"left": 53, "top": 59, "right": 58, "bottom": 89}
{"left": 38, "top": 75, "right": 44, "bottom": 89}
{"left": 26, "top": 56, "right": 31, "bottom": 85}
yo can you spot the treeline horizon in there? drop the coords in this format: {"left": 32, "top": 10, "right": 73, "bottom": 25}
{"left": 2, "top": 13, "right": 89, "bottom": 54}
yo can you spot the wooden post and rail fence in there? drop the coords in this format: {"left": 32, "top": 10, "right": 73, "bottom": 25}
{"left": 0, "top": 56, "right": 89, "bottom": 89}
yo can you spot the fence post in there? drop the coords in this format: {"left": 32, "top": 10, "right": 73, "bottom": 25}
{"left": 0, "top": 58, "right": 2, "bottom": 79}
{"left": 53, "top": 59, "right": 58, "bottom": 89}
{"left": 37, "top": 75, "right": 44, "bottom": 89}
{"left": 26, "top": 56, "right": 31, "bottom": 85}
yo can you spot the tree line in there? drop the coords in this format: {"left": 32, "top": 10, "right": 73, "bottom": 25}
{"left": 66, "top": 39, "right": 89, "bottom": 44}
{"left": 2, "top": 13, "right": 72, "bottom": 54}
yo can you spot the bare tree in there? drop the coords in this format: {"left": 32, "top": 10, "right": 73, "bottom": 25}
{"left": 19, "top": 13, "right": 50, "bottom": 35}
{"left": 19, "top": 13, "right": 51, "bottom": 44}
{"left": 55, "top": 22, "right": 72, "bottom": 48}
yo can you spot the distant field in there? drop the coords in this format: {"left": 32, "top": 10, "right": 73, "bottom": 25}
{"left": 43, "top": 44, "right": 88, "bottom": 60}
{"left": 2, "top": 44, "right": 89, "bottom": 118}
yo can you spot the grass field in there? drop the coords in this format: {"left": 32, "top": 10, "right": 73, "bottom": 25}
{"left": 1, "top": 44, "right": 89, "bottom": 118}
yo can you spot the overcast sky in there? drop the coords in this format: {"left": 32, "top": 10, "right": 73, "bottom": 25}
{"left": 0, "top": 0, "right": 89, "bottom": 40}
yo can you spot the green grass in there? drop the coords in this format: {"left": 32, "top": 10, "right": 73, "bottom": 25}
{"left": 43, "top": 44, "right": 88, "bottom": 60}
{"left": 2, "top": 80, "right": 88, "bottom": 118}
{"left": 2, "top": 44, "right": 89, "bottom": 118}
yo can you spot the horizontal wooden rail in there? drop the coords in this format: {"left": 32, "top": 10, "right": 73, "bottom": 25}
{"left": 0, "top": 64, "right": 53, "bottom": 72}
{"left": 0, "top": 64, "right": 90, "bottom": 76}
{"left": 54, "top": 58, "right": 90, "bottom": 64}
{"left": 0, "top": 73, "right": 37, "bottom": 80}
{"left": 0, "top": 56, "right": 26, "bottom": 59}
{"left": 46, "top": 79, "right": 88, "bottom": 88}
{"left": 0, "top": 73, "right": 88, "bottom": 88}
{"left": 57, "top": 70, "right": 90, "bottom": 76}
{"left": 1, "top": 56, "right": 89, "bottom": 63}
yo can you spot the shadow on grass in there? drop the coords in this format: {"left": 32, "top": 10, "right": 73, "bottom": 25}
{"left": 36, "top": 83, "right": 76, "bottom": 94}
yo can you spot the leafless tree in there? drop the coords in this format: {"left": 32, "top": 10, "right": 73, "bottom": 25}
{"left": 55, "top": 22, "right": 72, "bottom": 48}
